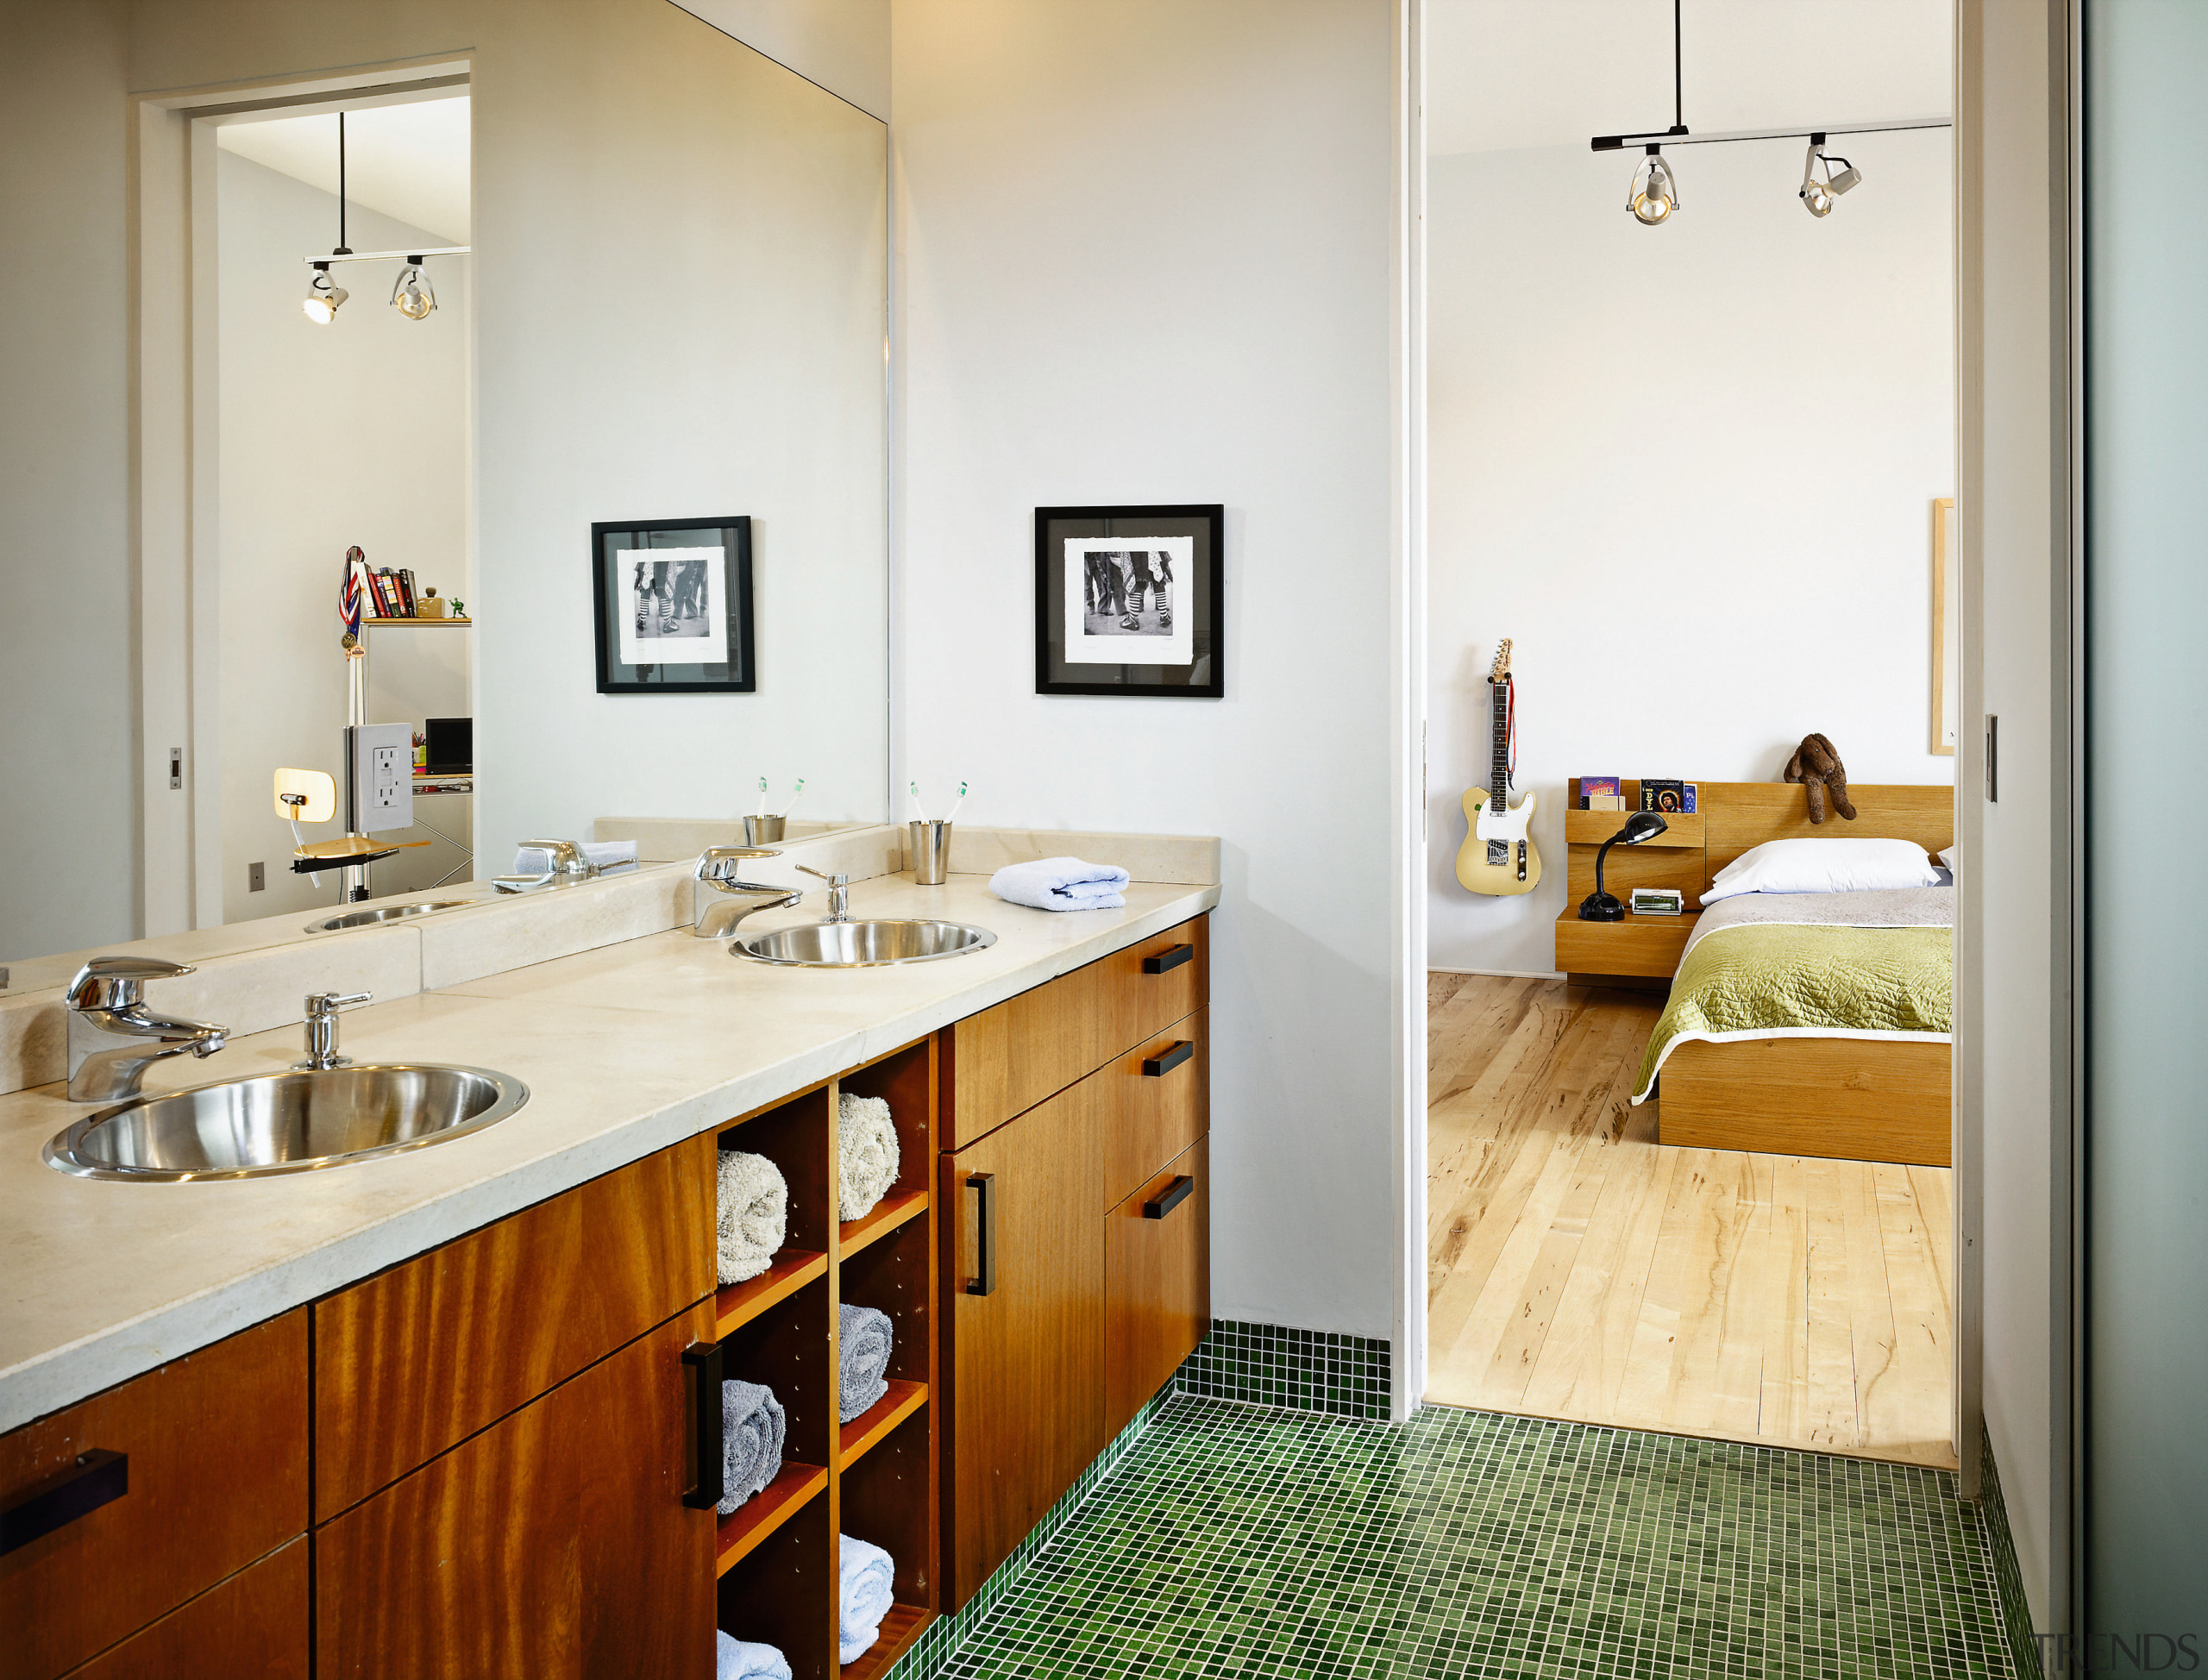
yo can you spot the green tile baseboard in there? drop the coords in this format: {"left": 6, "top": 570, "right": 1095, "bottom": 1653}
{"left": 1173, "top": 1317, "right": 1393, "bottom": 1420}
{"left": 1979, "top": 1422, "right": 2045, "bottom": 1680}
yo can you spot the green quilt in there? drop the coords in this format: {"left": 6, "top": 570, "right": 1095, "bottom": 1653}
{"left": 1634, "top": 923, "right": 1953, "bottom": 1100}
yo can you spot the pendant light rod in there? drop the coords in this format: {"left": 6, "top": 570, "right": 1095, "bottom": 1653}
{"left": 1591, "top": 115, "right": 1951, "bottom": 153}
{"left": 1672, "top": 0, "right": 1683, "bottom": 134}
{"left": 336, "top": 110, "right": 349, "bottom": 254}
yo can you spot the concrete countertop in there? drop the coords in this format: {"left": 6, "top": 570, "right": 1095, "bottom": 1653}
{"left": 0, "top": 870, "right": 1219, "bottom": 1434}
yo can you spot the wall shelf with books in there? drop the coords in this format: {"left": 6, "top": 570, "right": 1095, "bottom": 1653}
{"left": 363, "top": 617, "right": 473, "bottom": 627}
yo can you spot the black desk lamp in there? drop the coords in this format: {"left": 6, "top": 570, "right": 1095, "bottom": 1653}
{"left": 1578, "top": 811, "right": 1669, "bottom": 920}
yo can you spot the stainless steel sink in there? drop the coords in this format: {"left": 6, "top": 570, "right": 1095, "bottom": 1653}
{"left": 43, "top": 1063, "right": 530, "bottom": 1182}
{"left": 731, "top": 918, "right": 996, "bottom": 968}
{"left": 305, "top": 900, "right": 474, "bottom": 933}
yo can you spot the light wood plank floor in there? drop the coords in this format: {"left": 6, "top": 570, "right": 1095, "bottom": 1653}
{"left": 1425, "top": 973, "right": 1956, "bottom": 1470}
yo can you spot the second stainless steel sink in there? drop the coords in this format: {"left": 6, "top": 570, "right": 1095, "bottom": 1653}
{"left": 43, "top": 1063, "right": 529, "bottom": 1182}
{"left": 305, "top": 900, "right": 473, "bottom": 933}
{"left": 731, "top": 918, "right": 996, "bottom": 968}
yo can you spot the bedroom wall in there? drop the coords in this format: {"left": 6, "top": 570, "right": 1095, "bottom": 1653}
{"left": 1426, "top": 131, "right": 1957, "bottom": 976}
{"left": 890, "top": 0, "right": 1402, "bottom": 1342}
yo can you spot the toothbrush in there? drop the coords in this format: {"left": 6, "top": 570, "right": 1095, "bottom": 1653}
{"left": 755, "top": 776, "right": 768, "bottom": 820}
{"left": 781, "top": 779, "right": 806, "bottom": 819}
{"left": 943, "top": 781, "right": 968, "bottom": 824}
{"left": 909, "top": 781, "right": 927, "bottom": 823}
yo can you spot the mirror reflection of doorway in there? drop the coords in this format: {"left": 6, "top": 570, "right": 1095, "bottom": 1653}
{"left": 210, "top": 89, "right": 474, "bottom": 922}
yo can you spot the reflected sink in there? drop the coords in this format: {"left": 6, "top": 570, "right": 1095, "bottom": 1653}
{"left": 305, "top": 900, "right": 474, "bottom": 933}
{"left": 731, "top": 918, "right": 996, "bottom": 968}
{"left": 43, "top": 1063, "right": 530, "bottom": 1182}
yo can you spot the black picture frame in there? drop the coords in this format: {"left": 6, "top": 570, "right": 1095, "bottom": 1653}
{"left": 1034, "top": 504, "right": 1224, "bottom": 697}
{"left": 591, "top": 517, "right": 755, "bottom": 694}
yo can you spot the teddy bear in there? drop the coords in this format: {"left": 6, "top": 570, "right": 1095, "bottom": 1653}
{"left": 1784, "top": 732, "right": 1858, "bottom": 824}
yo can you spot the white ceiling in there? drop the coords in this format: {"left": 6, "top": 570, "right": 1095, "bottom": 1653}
{"left": 1427, "top": 1, "right": 1953, "bottom": 157}
{"left": 216, "top": 95, "right": 471, "bottom": 244}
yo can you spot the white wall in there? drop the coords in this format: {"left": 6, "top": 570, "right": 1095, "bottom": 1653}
{"left": 0, "top": 1, "right": 137, "bottom": 964}
{"left": 215, "top": 151, "right": 469, "bottom": 923}
{"left": 892, "top": 0, "right": 1400, "bottom": 1338}
{"left": 1426, "top": 133, "right": 1956, "bottom": 975}
{"left": 672, "top": 0, "right": 891, "bottom": 119}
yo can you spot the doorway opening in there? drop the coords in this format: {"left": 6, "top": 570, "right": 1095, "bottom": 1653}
{"left": 1418, "top": 0, "right": 1962, "bottom": 1470}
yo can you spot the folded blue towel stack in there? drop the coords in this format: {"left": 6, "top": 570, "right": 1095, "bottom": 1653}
{"left": 988, "top": 856, "right": 1131, "bottom": 912}
{"left": 838, "top": 1533, "right": 897, "bottom": 1662}
{"left": 716, "top": 1630, "right": 793, "bottom": 1680}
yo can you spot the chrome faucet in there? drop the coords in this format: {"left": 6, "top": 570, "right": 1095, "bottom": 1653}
{"left": 493, "top": 838, "right": 600, "bottom": 895}
{"left": 797, "top": 865, "right": 852, "bottom": 923}
{"left": 296, "top": 991, "right": 372, "bottom": 1071}
{"left": 693, "top": 848, "right": 802, "bottom": 938}
{"left": 66, "top": 958, "right": 229, "bottom": 1103}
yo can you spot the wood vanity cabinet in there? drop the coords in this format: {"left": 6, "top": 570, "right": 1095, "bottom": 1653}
{"left": 941, "top": 916, "right": 1212, "bottom": 1609}
{"left": 0, "top": 1311, "right": 309, "bottom": 1680}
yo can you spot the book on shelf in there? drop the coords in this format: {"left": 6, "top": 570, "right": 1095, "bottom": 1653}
{"left": 1639, "top": 779, "right": 1697, "bottom": 814}
{"left": 1578, "top": 775, "right": 1622, "bottom": 810}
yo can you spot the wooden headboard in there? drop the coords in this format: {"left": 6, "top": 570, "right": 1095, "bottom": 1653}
{"left": 1700, "top": 781, "right": 1954, "bottom": 888}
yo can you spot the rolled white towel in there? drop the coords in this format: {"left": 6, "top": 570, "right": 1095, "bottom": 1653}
{"left": 988, "top": 856, "right": 1130, "bottom": 912}
{"left": 511, "top": 838, "right": 638, "bottom": 874}
{"left": 716, "top": 1630, "right": 793, "bottom": 1680}
{"left": 716, "top": 1380, "right": 786, "bottom": 1515}
{"left": 837, "top": 1093, "right": 900, "bottom": 1222}
{"left": 717, "top": 1150, "right": 788, "bottom": 1285}
{"left": 837, "top": 1533, "right": 895, "bottom": 1663}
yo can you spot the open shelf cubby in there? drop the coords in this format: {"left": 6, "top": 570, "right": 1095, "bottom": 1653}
{"left": 709, "top": 1037, "right": 941, "bottom": 1678}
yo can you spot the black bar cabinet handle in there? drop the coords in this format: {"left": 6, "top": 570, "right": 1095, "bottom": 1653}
{"left": 1144, "top": 1175, "right": 1195, "bottom": 1220}
{"left": 1142, "top": 1040, "right": 1195, "bottom": 1078}
{"left": 0, "top": 1449, "right": 128, "bottom": 1558}
{"left": 681, "top": 1341, "right": 724, "bottom": 1511}
{"left": 965, "top": 1172, "right": 996, "bottom": 1297}
{"left": 1142, "top": 943, "right": 1194, "bottom": 975}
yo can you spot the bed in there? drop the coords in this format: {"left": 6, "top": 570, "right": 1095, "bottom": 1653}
{"left": 1634, "top": 782, "right": 1954, "bottom": 1169}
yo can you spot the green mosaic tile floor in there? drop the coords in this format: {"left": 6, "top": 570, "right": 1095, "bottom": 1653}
{"left": 928, "top": 1396, "right": 2015, "bottom": 1680}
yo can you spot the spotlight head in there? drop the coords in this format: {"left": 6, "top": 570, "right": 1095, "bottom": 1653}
{"left": 1800, "top": 140, "right": 1859, "bottom": 218}
{"left": 303, "top": 264, "right": 347, "bottom": 323}
{"left": 390, "top": 260, "right": 436, "bottom": 321}
{"left": 1628, "top": 150, "right": 1678, "bottom": 226}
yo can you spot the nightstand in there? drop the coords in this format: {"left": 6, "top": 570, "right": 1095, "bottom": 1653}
{"left": 1557, "top": 782, "right": 1708, "bottom": 987}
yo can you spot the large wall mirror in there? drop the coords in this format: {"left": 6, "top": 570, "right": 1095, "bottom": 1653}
{"left": 0, "top": 0, "right": 888, "bottom": 982}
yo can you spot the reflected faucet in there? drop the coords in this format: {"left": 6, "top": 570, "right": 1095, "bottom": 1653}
{"left": 66, "top": 958, "right": 229, "bottom": 1103}
{"left": 693, "top": 848, "right": 802, "bottom": 938}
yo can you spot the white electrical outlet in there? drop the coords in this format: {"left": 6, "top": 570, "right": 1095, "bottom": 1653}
{"left": 346, "top": 724, "right": 416, "bottom": 835}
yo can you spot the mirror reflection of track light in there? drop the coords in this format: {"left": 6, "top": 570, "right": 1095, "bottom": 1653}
{"left": 303, "top": 264, "right": 348, "bottom": 324}
{"left": 390, "top": 260, "right": 437, "bottom": 320}
{"left": 1628, "top": 149, "right": 1679, "bottom": 226}
{"left": 1799, "top": 137, "right": 1861, "bottom": 217}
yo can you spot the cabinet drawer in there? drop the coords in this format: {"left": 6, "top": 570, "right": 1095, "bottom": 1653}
{"left": 60, "top": 1537, "right": 307, "bottom": 1680}
{"left": 1, "top": 1311, "right": 307, "bottom": 1680}
{"left": 1100, "top": 1010, "right": 1208, "bottom": 1213}
{"left": 1104, "top": 1137, "right": 1210, "bottom": 1442}
{"left": 948, "top": 915, "right": 1208, "bottom": 1147}
{"left": 317, "top": 1304, "right": 714, "bottom": 1680}
{"left": 314, "top": 1133, "right": 713, "bottom": 1520}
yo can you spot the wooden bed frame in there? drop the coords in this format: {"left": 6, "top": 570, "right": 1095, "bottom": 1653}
{"left": 1655, "top": 781, "right": 1954, "bottom": 1169}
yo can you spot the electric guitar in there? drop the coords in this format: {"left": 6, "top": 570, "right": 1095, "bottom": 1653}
{"left": 1454, "top": 640, "right": 1542, "bottom": 896}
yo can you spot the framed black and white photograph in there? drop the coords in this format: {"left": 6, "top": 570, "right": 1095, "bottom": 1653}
{"left": 1035, "top": 505, "right": 1222, "bottom": 697}
{"left": 592, "top": 516, "right": 755, "bottom": 693}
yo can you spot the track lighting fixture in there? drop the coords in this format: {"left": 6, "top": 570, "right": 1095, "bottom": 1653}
{"left": 1628, "top": 149, "right": 1679, "bottom": 226}
{"left": 390, "top": 260, "right": 437, "bottom": 320}
{"left": 1590, "top": 0, "right": 1944, "bottom": 223}
{"left": 1799, "top": 138, "right": 1861, "bottom": 217}
{"left": 303, "top": 264, "right": 348, "bottom": 324}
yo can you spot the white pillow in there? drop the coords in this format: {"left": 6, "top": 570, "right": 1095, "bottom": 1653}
{"left": 1701, "top": 837, "right": 1942, "bottom": 905}
{"left": 1938, "top": 844, "right": 1958, "bottom": 872}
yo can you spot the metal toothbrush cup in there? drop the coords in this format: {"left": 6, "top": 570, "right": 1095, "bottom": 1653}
{"left": 743, "top": 815, "right": 787, "bottom": 846}
{"left": 908, "top": 820, "right": 953, "bottom": 885}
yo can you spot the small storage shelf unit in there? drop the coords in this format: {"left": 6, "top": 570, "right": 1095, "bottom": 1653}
{"left": 1553, "top": 779, "right": 1706, "bottom": 987}
{"left": 707, "top": 1035, "right": 940, "bottom": 1680}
